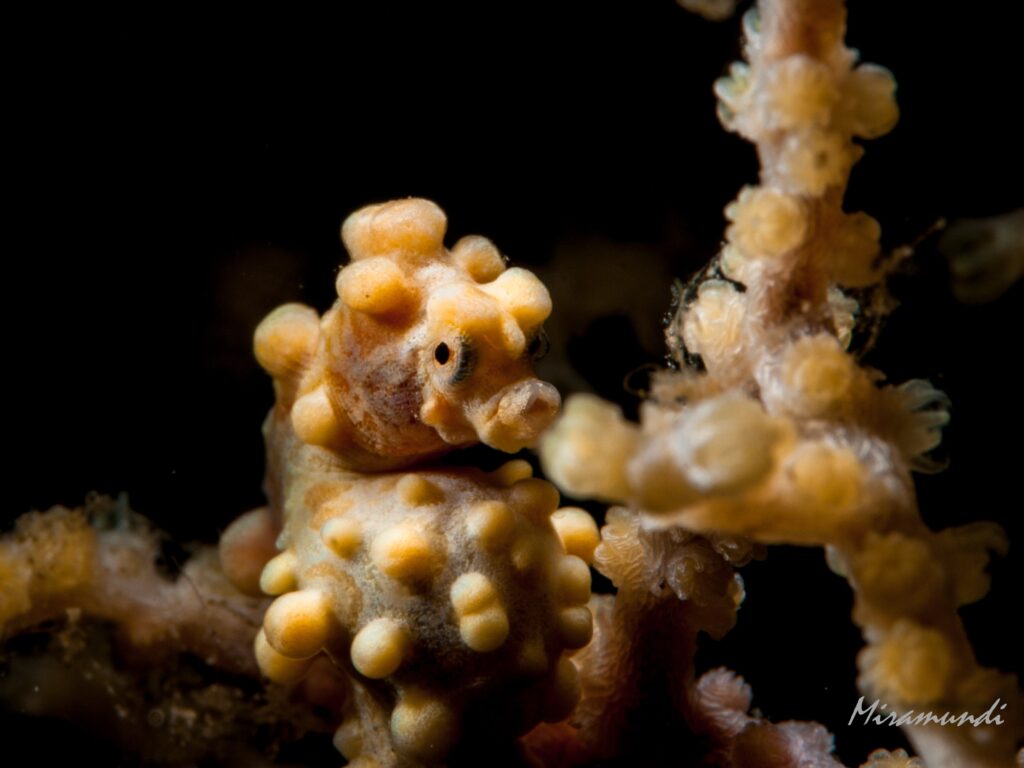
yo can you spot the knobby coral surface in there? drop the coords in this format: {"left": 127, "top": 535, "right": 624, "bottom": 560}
{"left": 541, "top": 1, "right": 1022, "bottom": 767}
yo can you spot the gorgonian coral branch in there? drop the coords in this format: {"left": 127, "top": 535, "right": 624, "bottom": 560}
{"left": 542, "top": 1, "right": 1022, "bottom": 765}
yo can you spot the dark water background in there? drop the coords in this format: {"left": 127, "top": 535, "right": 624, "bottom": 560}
{"left": 6, "top": 2, "right": 1022, "bottom": 764}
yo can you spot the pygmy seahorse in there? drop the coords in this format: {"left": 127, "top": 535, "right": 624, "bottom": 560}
{"left": 219, "top": 198, "right": 599, "bottom": 766}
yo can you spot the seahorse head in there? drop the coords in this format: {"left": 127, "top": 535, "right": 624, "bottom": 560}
{"left": 255, "top": 198, "right": 560, "bottom": 469}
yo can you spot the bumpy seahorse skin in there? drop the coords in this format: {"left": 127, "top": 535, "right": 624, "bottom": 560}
{"left": 220, "top": 198, "right": 595, "bottom": 765}
{"left": 257, "top": 197, "right": 560, "bottom": 472}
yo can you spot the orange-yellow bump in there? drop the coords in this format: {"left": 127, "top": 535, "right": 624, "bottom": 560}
{"left": 480, "top": 267, "right": 553, "bottom": 330}
{"left": 466, "top": 500, "right": 516, "bottom": 552}
{"left": 450, "top": 572, "right": 498, "bottom": 615}
{"left": 371, "top": 523, "right": 445, "bottom": 585}
{"left": 451, "top": 235, "right": 506, "bottom": 283}
{"left": 259, "top": 550, "right": 299, "bottom": 596}
{"left": 396, "top": 474, "right": 444, "bottom": 506}
{"left": 376, "top": 199, "right": 447, "bottom": 255}
{"left": 459, "top": 609, "right": 510, "bottom": 653}
{"left": 321, "top": 517, "right": 362, "bottom": 558}
{"left": 253, "top": 303, "right": 319, "bottom": 379}
{"left": 291, "top": 386, "right": 339, "bottom": 447}
{"left": 450, "top": 572, "right": 509, "bottom": 652}
{"left": 390, "top": 689, "right": 459, "bottom": 762}
{"left": 551, "top": 507, "right": 600, "bottom": 564}
{"left": 263, "top": 589, "right": 332, "bottom": 659}
{"left": 341, "top": 199, "right": 447, "bottom": 260}
{"left": 336, "top": 257, "right": 415, "bottom": 316}
{"left": 543, "top": 657, "right": 582, "bottom": 723}
{"left": 510, "top": 478, "right": 560, "bottom": 522}
{"left": 490, "top": 458, "right": 533, "bottom": 487}
{"left": 553, "top": 555, "right": 592, "bottom": 605}
{"left": 255, "top": 628, "right": 313, "bottom": 683}
{"left": 350, "top": 617, "right": 410, "bottom": 679}
{"left": 557, "top": 606, "right": 593, "bottom": 649}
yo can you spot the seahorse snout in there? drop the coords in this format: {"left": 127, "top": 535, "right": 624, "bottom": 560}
{"left": 474, "top": 379, "right": 561, "bottom": 453}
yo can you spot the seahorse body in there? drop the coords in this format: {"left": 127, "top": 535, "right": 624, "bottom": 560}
{"left": 220, "top": 199, "right": 597, "bottom": 766}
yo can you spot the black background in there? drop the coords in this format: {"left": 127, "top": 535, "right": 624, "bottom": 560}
{"left": 6, "top": 2, "right": 1023, "bottom": 765}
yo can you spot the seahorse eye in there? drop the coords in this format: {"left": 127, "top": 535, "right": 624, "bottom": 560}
{"left": 434, "top": 339, "right": 475, "bottom": 384}
{"left": 434, "top": 342, "right": 451, "bottom": 365}
{"left": 450, "top": 341, "right": 476, "bottom": 384}
{"left": 527, "top": 330, "right": 550, "bottom": 361}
